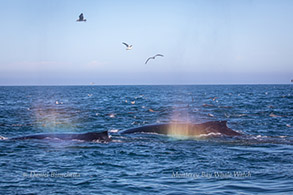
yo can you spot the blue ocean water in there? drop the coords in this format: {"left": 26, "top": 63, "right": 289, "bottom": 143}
{"left": 0, "top": 85, "right": 292, "bottom": 194}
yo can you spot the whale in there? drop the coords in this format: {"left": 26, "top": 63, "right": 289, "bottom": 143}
{"left": 4, "top": 131, "right": 111, "bottom": 142}
{"left": 0, "top": 121, "right": 241, "bottom": 142}
{"left": 120, "top": 121, "right": 242, "bottom": 137}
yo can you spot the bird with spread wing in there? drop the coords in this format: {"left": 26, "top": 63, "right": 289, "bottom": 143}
{"left": 122, "top": 42, "right": 133, "bottom": 50}
{"left": 145, "top": 54, "right": 164, "bottom": 64}
{"left": 76, "top": 13, "right": 87, "bottom": 22}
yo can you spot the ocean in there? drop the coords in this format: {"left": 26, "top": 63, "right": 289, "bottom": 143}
{"left": 0, "top": 85, "right": 292, "bottom": 194}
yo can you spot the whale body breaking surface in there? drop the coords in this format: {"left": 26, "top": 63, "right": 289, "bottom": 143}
{"left": 119, "top": 121, "right": 242, "bottom": 137}
{"left": 0, "top": 121, "right": 242, "bottom": 142}
{"left": 7, "top": 131, "right": 111, "bottom": 142}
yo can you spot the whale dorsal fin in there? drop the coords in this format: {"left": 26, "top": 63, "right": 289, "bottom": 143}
{"left": 219, "top": 121, "right": 228, "bottom": 127}
{"left": 100, "top": 131, "right": 109, "bottom": 137}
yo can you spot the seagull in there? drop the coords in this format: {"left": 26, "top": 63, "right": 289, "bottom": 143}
{"left": 145, "top": 54, "right": 164, "bottom": 64}
{"left": 122, "top": 42, "right": 133, "bottom": 50}
{"left": 76, "top": 13, "right": 86, "bottom": 22}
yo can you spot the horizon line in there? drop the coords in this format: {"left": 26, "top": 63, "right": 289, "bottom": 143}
{"left": 0, "top": 83, "right": 292, "bottom": 87}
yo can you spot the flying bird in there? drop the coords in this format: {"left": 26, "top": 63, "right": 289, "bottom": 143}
{"left": 122, "top": 42, "right": 133, "bottom": 50}
{"left": 76, "top": 13, "right": 86, "bottom": 22}
{"left": 145, "top": 54, "right": 164, "bottom": 64}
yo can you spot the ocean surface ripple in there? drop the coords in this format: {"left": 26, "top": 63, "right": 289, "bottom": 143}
{"left": 0, "top": 85, "right": 292, "bottom": 194}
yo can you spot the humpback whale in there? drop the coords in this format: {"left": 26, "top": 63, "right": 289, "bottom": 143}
{"left": 120, "top": 121, "right": 242, "bottom": 137}
{"left": 0, "top": 121, "right": 241, "bottom": 142}
{"left": 6, "top": 131, "right": 111, "bottom": 142}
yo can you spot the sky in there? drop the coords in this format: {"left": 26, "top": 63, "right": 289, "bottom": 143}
{"left": 0, "top": 0, "right": 292, "bottom": 85}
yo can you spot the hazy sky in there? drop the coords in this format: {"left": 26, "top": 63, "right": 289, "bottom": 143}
{"left": 0, "top": 0, "right": 292, "bottom": 85}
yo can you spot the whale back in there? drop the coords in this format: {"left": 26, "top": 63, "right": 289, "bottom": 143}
{"left": 10, "top": 131, "right": 111, "bottom": 142}
{"left": 120, "top": 121, "right": 241, "bottom": 137}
